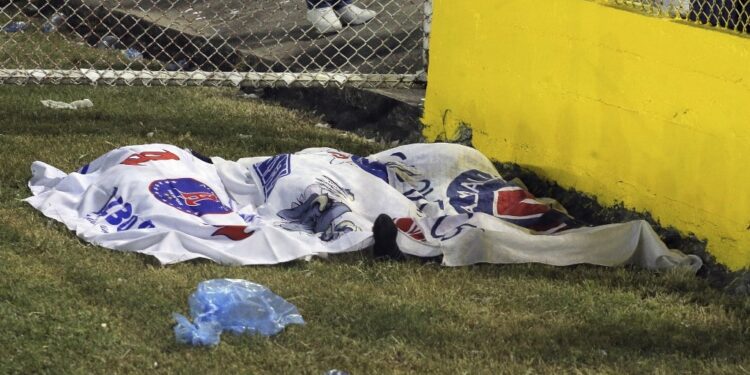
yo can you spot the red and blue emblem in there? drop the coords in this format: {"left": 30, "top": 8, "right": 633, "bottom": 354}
{"left": 447, "top": 170, "right": 580, "bottom": 233}
{"left": 149, "top": 178, "right": 231, "bottom": 216}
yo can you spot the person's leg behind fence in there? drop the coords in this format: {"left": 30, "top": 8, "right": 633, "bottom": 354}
{"left": 334, "top": 0, "right": 377, "bottom": 26}
{"left": 306, "top": 0, "right": 377, "bottom": 34}
{"left": 306, "top": 0, "right": 343, "bottom": 34}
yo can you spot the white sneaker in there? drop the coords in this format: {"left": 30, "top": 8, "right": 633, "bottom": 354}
{"left": 336, "top": 4, "right": 377, "bottom": 25}
{"left": 307, "top": 7, "right": 343, "bottom": 34}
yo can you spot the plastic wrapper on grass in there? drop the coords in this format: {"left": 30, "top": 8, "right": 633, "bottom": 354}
{"left": 173, "top": 279, "right": 305, "bottom": 347}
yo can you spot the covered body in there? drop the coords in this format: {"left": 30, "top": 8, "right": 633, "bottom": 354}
{"left": 26, "top": 143, "right": 701, "bottom": 271}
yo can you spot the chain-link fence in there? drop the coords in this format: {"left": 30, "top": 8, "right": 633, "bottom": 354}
{"left": 0, "top": 0, "right": 430, "bottom": 87}
{"left": 2, "top": 1, "right": 746, "bottom": 88}
{"left": 604, "top": 0, "right": 750, "bottom": 33}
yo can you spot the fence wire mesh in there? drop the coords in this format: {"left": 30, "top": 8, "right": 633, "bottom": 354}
{"left": 2, "top": 1, "right": 745, "bottom": 88}
{"left": 604, "top": 0, "right": 750, "bottom": 33}
{"left": 0, "top": 0, "right": 428, "bottom": 87}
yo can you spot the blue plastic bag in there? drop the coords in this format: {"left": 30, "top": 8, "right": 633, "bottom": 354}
{"left": 122, "top": 48, "right": 143, "bottom": 61}
{"left": 173, "top": 279, "right": 305, "bottom": 346}
{"left": 3, "top": 21, "right": 28, "bottom": 33}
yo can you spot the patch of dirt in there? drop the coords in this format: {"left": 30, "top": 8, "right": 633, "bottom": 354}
{"left": 20, "top": 0, "right": 241, "bottom": 70}
{"left": 250, "top": 86, "right": 425, "bottom": 144}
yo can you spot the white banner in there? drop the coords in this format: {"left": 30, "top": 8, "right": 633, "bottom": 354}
{"left": 26, "top": 143, "right": 701, "bottom": 271}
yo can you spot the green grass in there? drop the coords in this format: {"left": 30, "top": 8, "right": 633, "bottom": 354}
{"left": 2, "top": 15, "right": 750, "bottom": 375}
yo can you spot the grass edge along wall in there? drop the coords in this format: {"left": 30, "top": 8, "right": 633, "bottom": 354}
{"left": 422, "top": 0, "right": 750, "bottom": 270}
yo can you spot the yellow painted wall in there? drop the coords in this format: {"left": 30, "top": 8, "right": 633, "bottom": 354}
{"left": 423, "top": 0, "right": 750, "bottom": 270}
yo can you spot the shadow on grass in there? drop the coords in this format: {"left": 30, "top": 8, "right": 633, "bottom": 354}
{"left": 321, "top": 278, "right": 749, "bottom": 365}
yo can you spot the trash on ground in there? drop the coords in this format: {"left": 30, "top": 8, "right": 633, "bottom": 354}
{"left": 315, "top": 122, "right": 331, "bottom": 128}
{"left": 3, "top": 21, "right": 28, "bottom": 33}
{"left": 23, "top": 4, "right": 39, "bottom": 15}
{"left": 122, "top": 48, "right": 144, "bottom": 61}
{"left": 42, "top": 13, "right": 65, "bottom": 33}
{"left": 165, "top": 59, "right": 194, "bottom": 71}
{"left": 239, "top": 92, "right": 260, "bottom": 100}
{"left": 96, "top": 35, "right": 120, "bottom": 49}
{"left": 324, "top": 370, "right": 351, "bottom": 375}
{"left": 41, "top": 99, "right": 94, "bottom": 110}
{"left": 172, "top": 279, "right": 305, "bottom": 347}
